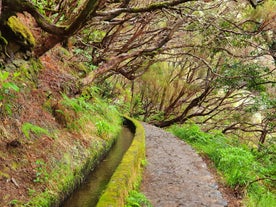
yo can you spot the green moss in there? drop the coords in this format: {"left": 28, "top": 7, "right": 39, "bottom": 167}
{"left": 96, "top": 116, "right": 146, "bottom": 207}
{"left": 11, "top": 161, "right": 18, "bottom": 170}
{"left": 7, "top": 16, "right": 36, "bottom": 47}
{"left": 57, "top": 46, "right": 71, "bottom": 57}
{"left": 18, "top": 59, "right": 41, "bottom": 85}
{"left": 0, "top": 171, "right": 10, "bottom": 179}
{"left": 69, "top": 62, "right": 89, "bottom": 77}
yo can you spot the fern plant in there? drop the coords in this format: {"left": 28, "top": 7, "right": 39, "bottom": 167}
{"left": 0, "top": 71, "right": 20, "bottom": 115}
{"left": 216, "top": 147, "right": 255, "bottom": 186}
{"left": 125, "top": 190, "right": 153, "bottom": 207}
{"left": 61, "top": 92, "right": 122, "bottom": 138}
{"left": 22, "top": 122, "right": 50, "bottom": 139}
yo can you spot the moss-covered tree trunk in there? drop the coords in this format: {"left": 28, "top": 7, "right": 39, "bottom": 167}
{"left": 1, "top": 0, "right": 100, "bottom": 57}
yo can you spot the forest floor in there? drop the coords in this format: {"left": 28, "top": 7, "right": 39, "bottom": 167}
{"left": 140, "top": 123, "right": 242, "bottom": 207}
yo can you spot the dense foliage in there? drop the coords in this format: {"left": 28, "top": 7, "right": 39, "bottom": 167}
{"left": 0, "top": 0, "right": 275, "bottom": 206}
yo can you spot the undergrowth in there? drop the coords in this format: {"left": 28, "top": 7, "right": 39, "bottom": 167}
{"left": 0, "top": 70, "right": 20, "bottom": 115}
{"left": 22, "top": 122, "right": 51, "bottom": 140}
{"left": 125, "top": 190, "right": 152, "bottom": 207}
{"left": 61, "top": 87, "right": 122, "bottom": 138}
{"left": 170, "top": 123, "right": 276, "bottom": 207}
{"left": 24, "top": 87, "right": 123, "bottom": 206}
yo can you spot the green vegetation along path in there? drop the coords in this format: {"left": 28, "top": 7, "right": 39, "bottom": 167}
{"left": 140, "top": 123, "right": 228, "bottom": 207}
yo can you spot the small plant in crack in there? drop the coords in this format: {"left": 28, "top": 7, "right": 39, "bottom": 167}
{"left": 33, "top": 160, "right": 49, "bottom": 183}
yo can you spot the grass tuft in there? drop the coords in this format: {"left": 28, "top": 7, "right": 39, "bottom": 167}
{"left": 125, "top": 190, "right": 152, "bottom": 207}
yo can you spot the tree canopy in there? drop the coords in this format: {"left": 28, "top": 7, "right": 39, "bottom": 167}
{"left": 0, "top": 0, "right": 275, "bottom": 145}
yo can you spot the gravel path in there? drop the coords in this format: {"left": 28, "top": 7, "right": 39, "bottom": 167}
{"left": 140, "top": 123, "right": 228, "bottom": 207}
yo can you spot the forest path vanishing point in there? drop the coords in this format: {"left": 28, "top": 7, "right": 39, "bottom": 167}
{"left": 140, "top": 123, "right": 228, "bottom": 207}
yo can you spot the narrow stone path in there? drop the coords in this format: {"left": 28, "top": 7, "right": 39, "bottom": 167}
{"left": 140, "top": 123, "right": 228, "bottom": 207}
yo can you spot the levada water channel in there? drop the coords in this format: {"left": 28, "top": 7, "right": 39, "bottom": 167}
{"left": 61, "top": 125, "right": 134, "bottom": 207}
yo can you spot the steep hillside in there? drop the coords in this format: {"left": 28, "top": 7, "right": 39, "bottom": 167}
{"left": 0, "top": 15, "right": 122, "bottom": 207}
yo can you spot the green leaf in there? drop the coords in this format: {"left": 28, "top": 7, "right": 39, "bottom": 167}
{"left": 13, "top": 72, "right": 21, "bottom": 78}
{"left": 0, "top": 71, "right": 9, "bottom": 82}
{"left": 2, "top": 82, "right": 20, "bottom": 92}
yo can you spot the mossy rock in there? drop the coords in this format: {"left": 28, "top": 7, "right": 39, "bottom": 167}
{"left": 0, "top": 171, "right": 10, "bottom": 179}
{"left": 6, "top": 16, "right": 35, "bottom": 48}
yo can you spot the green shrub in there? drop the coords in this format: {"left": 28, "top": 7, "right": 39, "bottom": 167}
{"left": 125, "top": 190, "right": 152, "bottom": 207}
{"left": 170, "top": 123, "right": 211, "bottom": 144}
{"left": 95, "top": 120, "right": 111, "bottom": 138}
{"left": 246, "top": 184, "right": 276, "bottom": 207}
{"left": 33, "top": 160, "right": 49, "bottom": 183}
{"left": 22, "top": 122, "right": 50, "bottom": 139}
{"left": 61, "top": 93, "right": 122, "bottom": 138}
{"left": 0, "top": 71, "right": 20, "bottom": 115}
{"left": 216, "top": 147, "right": 255, "bottom": 186}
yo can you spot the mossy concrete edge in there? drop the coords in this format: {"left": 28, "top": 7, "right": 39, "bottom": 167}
{"left": 96, "top": 116, "right": 146, "bottom": 207}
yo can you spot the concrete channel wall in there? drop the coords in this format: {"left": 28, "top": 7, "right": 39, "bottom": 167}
{"left": 96, "top": 116, "right": 146, "bottom": 207}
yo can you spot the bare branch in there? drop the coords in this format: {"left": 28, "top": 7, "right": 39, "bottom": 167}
{"left": 97, "top": 0, "right": 197, "bottom": 17}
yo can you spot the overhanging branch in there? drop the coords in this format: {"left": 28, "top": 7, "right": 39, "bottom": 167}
{"left": 97, "top": 0, "right": 197, "bottom": 17}
{"left": 2, "top": 0, "right": 66, "bottom": 35}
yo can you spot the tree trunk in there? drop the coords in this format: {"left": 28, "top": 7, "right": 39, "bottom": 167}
{"left": 34, "top": 34, "right": 64, "bottom": 57}
{"left": 130, "top": 80, "right": 135, "bottom": 117}
{"left": 0, "top": 0, "right": 2, "bottom": 18}
{"left": 258, "top": 125, "right": 268, "bottom": 151}
{"left": 34, "top": 0, "right": 100, "bottom": 57}
{"left": 1, "top": 0, "right": 100, "bottom": 57}
{"left": 156, "top": 86, "right": 212, "bottom": 127}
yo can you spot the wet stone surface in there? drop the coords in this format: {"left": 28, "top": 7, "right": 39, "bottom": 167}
{"left": 141, "top": 123, "right": 228, "bottom": 207}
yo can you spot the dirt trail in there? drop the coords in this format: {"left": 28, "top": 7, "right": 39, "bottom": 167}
{"left": 140, "top": 123, "right": 228, "bottom": 207}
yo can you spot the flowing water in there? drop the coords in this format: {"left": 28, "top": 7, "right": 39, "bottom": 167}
{"left": 61, "top": 126, "right": 134, "bottom": 207}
